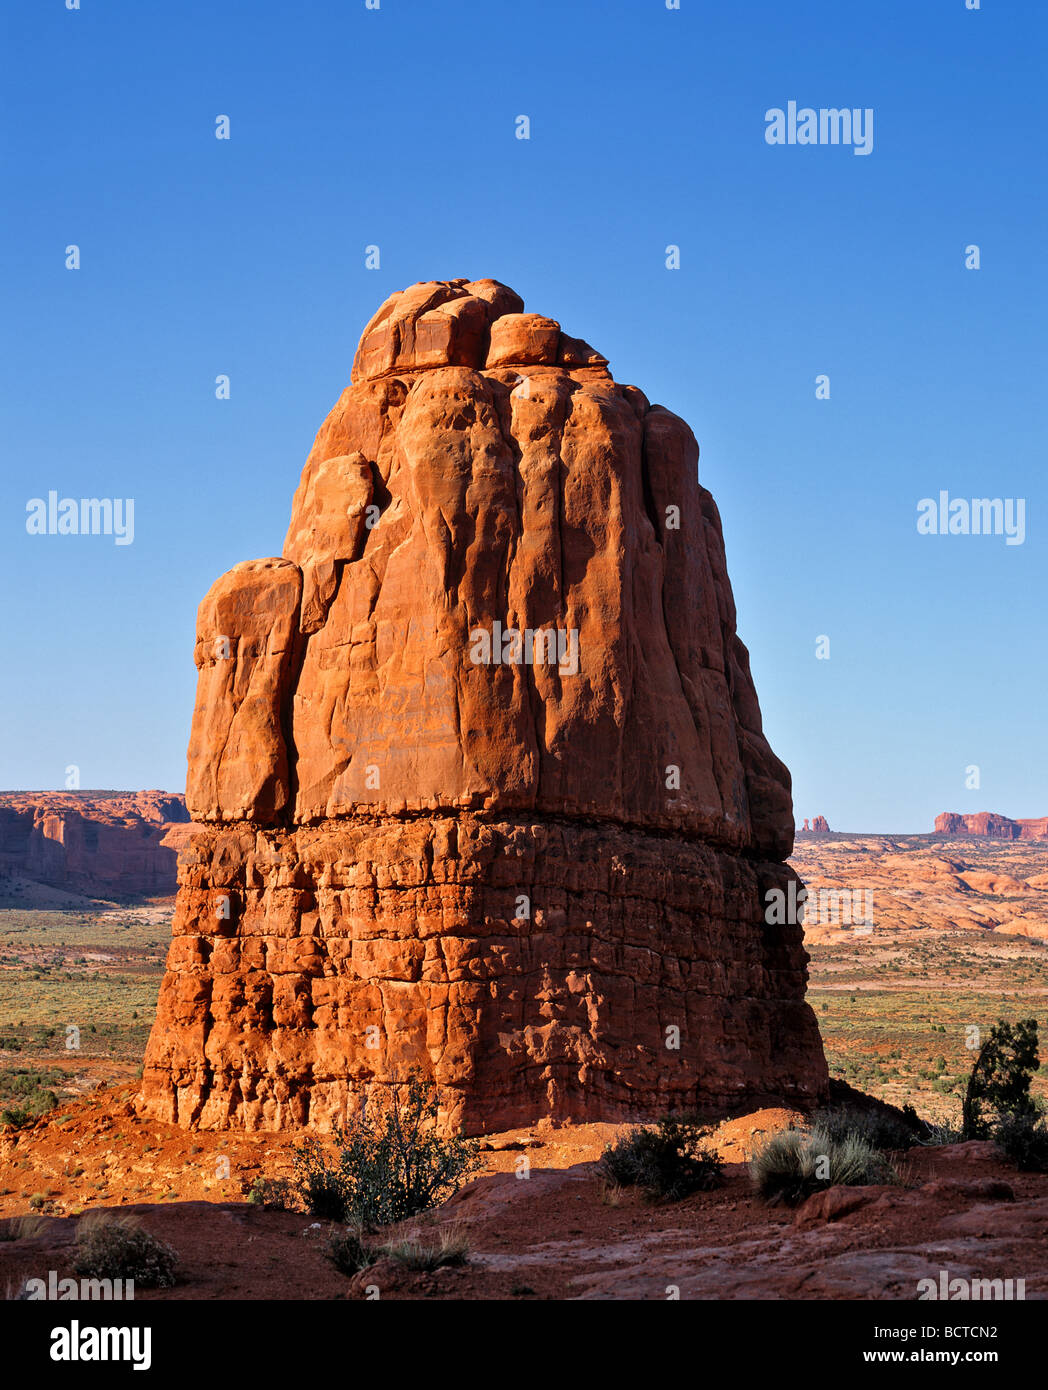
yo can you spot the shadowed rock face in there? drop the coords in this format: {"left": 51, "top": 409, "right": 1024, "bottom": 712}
{"left": 0, "top": 791, "right": 190, "bottom": 899}
{"left": 139, "top": 278, "right": 828, "bottom": 1134}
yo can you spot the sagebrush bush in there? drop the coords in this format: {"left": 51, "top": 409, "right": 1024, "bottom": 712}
{"left": 0, "top": 1214, "right": 48, "bottom": 1242}
{"left": 0, "top": 1069, "right": 60, "bottom": 1130}
{"left": 994, "top": 1112, "right": 1048, "bottom": 1173}
{"left": 292, "top": 1072, "right": 480, "bottom": 1228}
{"left": 381, "top": 1225, "right": 470, "bottom": 1271}
{"left": 326, "top": 1222, "right": 469, "bottom": 1275}
{"left": 293, "top": 1155, "right": 347, "bottom": 1222}
{"left": 812, "top": 1103, "right": 920, "bottom": 1152}
{"left": 245, "top": 1176, "right": 296, "bottom": 1210}
{"left": 598, "top": 1119, "right": 723, "bottom": 1201}
{"left": 73, "top": 1213, "right": 178, "bottom": 1288}
{"left": 326, "top": 1226, "right": 377, "bottom": 1275}
{"left": 1, "top": 1098, "right": 57, "bottom": 1128}
{"left": 917, "top": 1121, "right": 964, "bottom": 1147}
{"left": 751, "top": 1123, "right": 897, "bottom": 1206}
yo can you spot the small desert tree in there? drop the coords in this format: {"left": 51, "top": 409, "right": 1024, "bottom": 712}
{"left": 961, "top": 1018, "right": 1040, "bottom": 1140}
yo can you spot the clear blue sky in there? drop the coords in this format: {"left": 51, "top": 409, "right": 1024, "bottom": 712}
{"left": 2, "top": 0, "right": 1045, "bottom": 832}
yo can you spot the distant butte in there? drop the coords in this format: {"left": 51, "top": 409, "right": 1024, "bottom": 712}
{"left": 936, "top": 812, "right": 1048, "bottom": 841}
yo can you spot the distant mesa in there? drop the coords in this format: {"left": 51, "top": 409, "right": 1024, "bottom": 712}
{"left": 0, "top": 790, "right": 189, "bottom": 900}
{"left": 935, "top": 812, "right": 1048, "bottom": 841}
{"left": 799, "top": 816, "right": 830, "bottom": 834}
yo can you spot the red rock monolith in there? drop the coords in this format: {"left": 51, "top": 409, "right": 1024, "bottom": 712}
{"left": 139, "top": 278, "right": 828, "bottom": 1134}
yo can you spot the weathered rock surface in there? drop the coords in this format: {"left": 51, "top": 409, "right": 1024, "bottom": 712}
{"left": 0, "top": 791, "right": 189, "bottom": 899}
{"left": 936, "top": 812, "right": 1048, "bottom": 841}
{"left": 140, "top": 278, "right": 828, "bottom": 1133}
{"left": 186, "top": 560, "right": 301, "bottom": 823}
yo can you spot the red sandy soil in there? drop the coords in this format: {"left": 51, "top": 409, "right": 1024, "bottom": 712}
{"left": 2, "top": 1086, "right": 1045, "bottom": 1299}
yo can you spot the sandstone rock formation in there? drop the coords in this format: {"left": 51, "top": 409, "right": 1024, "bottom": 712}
{"left": 0, "top": 791, "right": 190, "bottom": 899}
{"left": 799, "top": 816, "right": 830, "bottom": 834}
{"left": 139, "top": 277, "right": 828, "bottom": 1134}
{"left": 936, "top": 812, "right": 1048, "bottom": 841}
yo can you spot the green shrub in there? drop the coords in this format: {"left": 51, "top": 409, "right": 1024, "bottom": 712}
{"left": 73, "top": 1213, "right": 178, "bottom": 1288}
{"left": 598, "top": 1119, "right": 723, "bottom": 1201}
{"left": 294, "top": 1156, "right": 347, "bottom": 1222}
{"left": 994, "top": 1112, "right": 1048, "bottom": 1173}
{"left": 0, "top": 1069, "right": 59, "bottom": 1128}
{"left": 751, "top": 1123, "right": 898, "bottom": 1206}
{"left": 291, "top": 1072, "right": 480, "bottom": 1228}
{"left": 962, "top": 1018, "right": 1040, "bottom": 1140}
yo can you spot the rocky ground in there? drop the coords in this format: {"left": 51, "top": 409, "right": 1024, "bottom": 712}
{"left": 1, "top": 1084, "right": 1044, "bottom": 1299}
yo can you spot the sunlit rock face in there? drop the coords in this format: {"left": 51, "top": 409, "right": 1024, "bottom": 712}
{"left": 139, "top": 278, "right": 828, "bottom": 1134}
